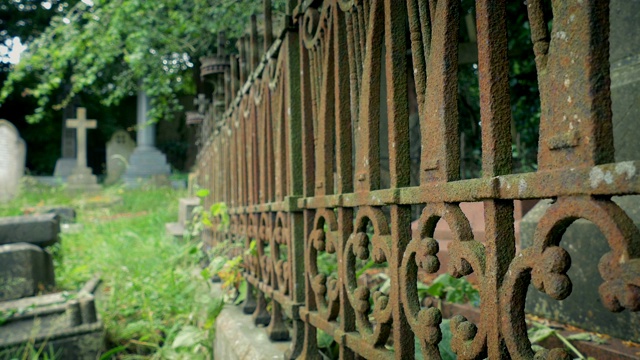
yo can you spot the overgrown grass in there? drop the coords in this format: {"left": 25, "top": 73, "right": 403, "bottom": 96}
{"left": 0, "top": 180, "right": 222, "bottom": 359}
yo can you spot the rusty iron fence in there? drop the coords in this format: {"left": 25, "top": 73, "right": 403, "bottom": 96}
{"left": 194, "top": 0, "right": 640, "bottom": 358}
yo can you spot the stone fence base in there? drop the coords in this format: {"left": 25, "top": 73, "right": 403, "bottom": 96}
{"left": 213, "top": 284, "right": 290, "bottom": 360}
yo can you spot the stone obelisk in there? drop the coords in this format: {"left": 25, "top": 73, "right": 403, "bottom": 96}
{"left": 66, "top": 108, "right": 101, "bottom": 192}
{"left": 123, "top": 89, "right": 171, "bottom": 186}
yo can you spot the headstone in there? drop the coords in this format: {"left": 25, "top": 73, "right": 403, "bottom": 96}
{"left": 0, "top": 243, "right": 55, "bottom": 301}
{"left": 54, "top": 104, "right": 78, "bottom": 178}
{"left": 53, "top": 158, "right": 77, "bottom": 178}
{"left": 0, "top": 120, "right": 26, "bottom": 202}
{"left": 0, "top": 214, "right": 60, "bottom": 248}
{"left": 522, "top": 0, "right": 640, "bottom": 343}
{"left": 104, "top": 130, "right": 136, "bottom": 185}
{"left": 123, "top": 89, "right": 171, "bottom": 186}
{"left": 65, "top": 108, "right": 101, "bottom": 192}
{"left": 0, "top": 278, "right": 104, "bottom": 359}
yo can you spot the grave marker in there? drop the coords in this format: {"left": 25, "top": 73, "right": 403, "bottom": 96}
{"left": 104, "top": 130, "right": 135, "bottom": 185}
{"left": 65, "top": 108, "right": 101, "bottom": 192}
{"left": 123, "top": 89, "right": 171, "bottom": 186}
{"left": 0, "top": 243, "right": 55, "bottom": 301}
{"left": 0, "top": 120, "right": 26, "bottom": 202}
{"left": 0, "top": 213, "right": 61, "bottom": 248}
{"left": 54, "top": 104, "right": 78, "bottom": 178}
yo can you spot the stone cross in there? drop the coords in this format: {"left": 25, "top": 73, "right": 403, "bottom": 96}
{"left": 194, "top": 94, "right": 210, "bottom": 115}
{"left": 65, "top": 108, "right": 96, "bottom": 170}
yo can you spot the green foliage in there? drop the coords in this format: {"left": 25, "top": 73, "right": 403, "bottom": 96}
{"left": 420, "top": 274, "right": 480, "bottom": 306}
{"left": 0, "top": 185, "right": 224, "bottom": 359}
{"left": 209, "top": 202, "right": 230, "bottom": 229}
{"left": 317, "top": 329, "right": 339, "bottom": 359}
{"left": 204, "top": 237, "right": 252, "bottom": 304}
{"left": 528, "top": 321, "right": 603, "bottom": 359}
{"left": 0, "top": 0, "right": 287, "bottom": 124}
{"left": 456, "top": 0, "right": 544, "bottom": 176}
{"left": 317, "top": 251, "right": 338, "bottom": 275}
{"left": 0, "top": 342, "right": 61, "bottom": 360}
{"left": 187, "top": 188, "right": 229, "bottom": 237}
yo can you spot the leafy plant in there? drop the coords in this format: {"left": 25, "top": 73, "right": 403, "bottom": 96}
{"left": 317, "top": 329, "right": 339, "bottom": 359}
{"left": 528, "top": 321, "right": 604, "bottom": 359}
{"left": 0, "top": 186, "right": 225, "bottom": 358}
{"left": 201, "top": 225, "right": 252, "bottom": 305}
{"left": 0, "top": 0, "right": 290, "bottom": 124}
{"left": 186, "top": 189, "right": 230, "bottom": 238}
{"left": 0, "top": 341, "right": 61, "bottom": 360}
{"left": 421, "top": 274, "right": 480, "bottom": 306}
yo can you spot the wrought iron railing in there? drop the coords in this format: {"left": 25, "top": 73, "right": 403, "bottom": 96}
{"left": 194, "top": 0, "right": 640, "bottom": 358}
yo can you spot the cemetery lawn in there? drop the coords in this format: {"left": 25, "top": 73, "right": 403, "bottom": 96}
{"left": 0, "top": 181, "right": 222, "bottom": 359}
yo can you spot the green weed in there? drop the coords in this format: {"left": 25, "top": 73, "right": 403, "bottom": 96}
{"left": 0, "top": 183, "right": 223, "bottom": 359}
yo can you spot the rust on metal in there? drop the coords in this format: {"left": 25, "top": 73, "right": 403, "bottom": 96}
{"left": 194, "top": 0, "right": 640, "bottom": 359}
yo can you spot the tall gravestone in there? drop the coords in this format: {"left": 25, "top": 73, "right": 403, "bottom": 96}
{"left": 123, "top": 89, "right": 171, "bottom": 186}
{"left": 104, "top": 130, "right": 136, "bottom": 185}
{"left": 66, "top": 108, "right": 101, "bottom": 192}
{"left": 54, "top": 104, "right": 77, "bottom": 178}
{"left": 521, "top": 0, "right": 640, "bottom": 342}
{"left": 0, "top": 120, "right": 26, "bottom": 202}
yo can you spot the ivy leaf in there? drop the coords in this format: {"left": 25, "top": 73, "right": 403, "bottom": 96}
{"left": 196, "top": 189, "right": 210, "bottom": 198}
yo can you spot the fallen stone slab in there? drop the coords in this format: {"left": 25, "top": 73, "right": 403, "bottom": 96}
{"left": 33, "top": 206, "right": 76, "bottom": 224}
{"left": 0, "top": 243, "right": 55, "bottom": 301}
{"left": 0, "top": 278, "right": 104, "bottom": 359}
{"left": 22, "top": 205, "right": 76, "bottom": 224}
{"left": 0, "top": 214, "right": 60, "bottom": 248}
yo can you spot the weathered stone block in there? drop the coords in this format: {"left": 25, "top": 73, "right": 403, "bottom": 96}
{"left": 42, "top": 206, "right": 76, "bottom": 224}
{"left": 214, "top": 296, "right": 291, "bottom": 360}
{"left": 0, "top": 214, "right": 60, "bottom": 247}
{"left": 0, "top": 291, "right": 104, "bottom": 359}
{"left": 66, "top": 166, "right": 101, "bottom": 192}
{"left": 53, "top": 157, "right": 77, "bottom": 179}
{"left": 0, "top": 243, "right": 55, "bottom": 301}
{"left": 179, "top": 197, "right": 200, "bottom": 228}
{"left": 521, "top": 197, "right": 640, "bottom": 342}
{"left": 24, "top": 206, "right": 76, "bottom": 224}
{"left": 166, "top": 197, "right": 200, "bottom": 239}
{"left": 610, "top": 0, "right": 640, "bottom": 163}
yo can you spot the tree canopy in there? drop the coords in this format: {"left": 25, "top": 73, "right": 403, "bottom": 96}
{"left": 0, "top": 0, "right": 284, "bottom": 123}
